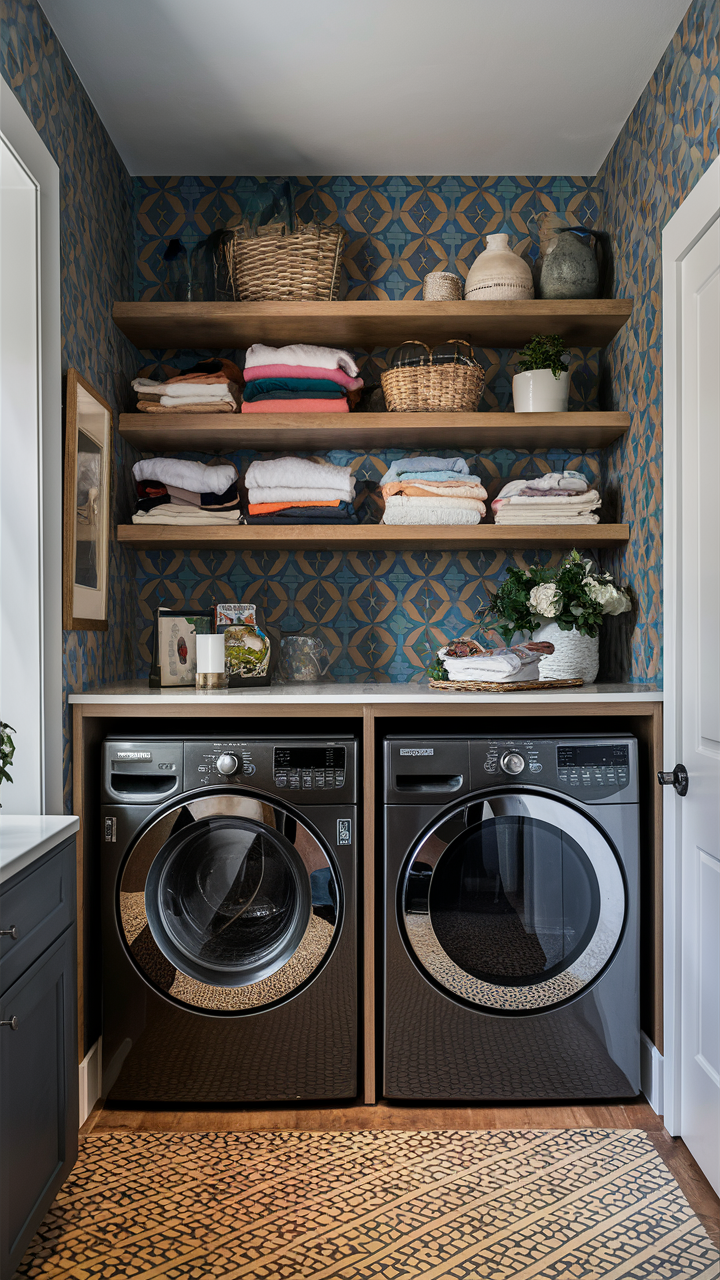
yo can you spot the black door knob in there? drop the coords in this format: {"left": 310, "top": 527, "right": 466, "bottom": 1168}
{"left": 657, "top": 764, "right": 689, "bottom": 796}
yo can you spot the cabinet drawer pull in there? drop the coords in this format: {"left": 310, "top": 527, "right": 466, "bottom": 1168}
{"left": 0, "top": 927, "right": 17, "bottom": 939}
{"left": 0, "top": 1016, "right": 18, "bottom": 1030}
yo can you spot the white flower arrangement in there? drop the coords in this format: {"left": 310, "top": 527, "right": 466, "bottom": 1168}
{"left": 528, "top": 582, "right": 563, "bottom": 618}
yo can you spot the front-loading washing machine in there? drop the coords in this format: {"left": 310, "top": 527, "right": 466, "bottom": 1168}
{"left": 384, "top": 733, "right": 640, "bottom": 1101}
{"left": 101, "top": 734, "right": 357, "bottom": 1103}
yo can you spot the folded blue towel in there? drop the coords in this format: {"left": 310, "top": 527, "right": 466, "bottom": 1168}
{"left": 382, "top": 456, "right": 470, "bottom": 483}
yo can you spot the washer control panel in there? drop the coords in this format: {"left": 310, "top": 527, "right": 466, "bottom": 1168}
{"left": 182, "top": 738, "right": 355, "bottom": 801}
{"left": 273, "top": 745, "right": 346, "bottom": 792}
{"left": 469, "top": 736, "right": 637, "bottom": 802}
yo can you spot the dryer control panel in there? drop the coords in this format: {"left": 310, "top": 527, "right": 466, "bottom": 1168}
{"left": 470, "top": 736, "right": 637, "bottom": 802}
{"left": 182, "top": 738, "right": 355, "bottom": 802}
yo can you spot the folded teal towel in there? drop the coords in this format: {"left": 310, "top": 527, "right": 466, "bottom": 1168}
{"left": 243, "top": 377, "right": 348, "bottom": 402}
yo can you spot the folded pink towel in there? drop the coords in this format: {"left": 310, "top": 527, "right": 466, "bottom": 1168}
{"left": 241, "top": 399, "right": 349, "bottom": 414}
{"left": 243, "top": 364, "right": 363, "bottom": 391}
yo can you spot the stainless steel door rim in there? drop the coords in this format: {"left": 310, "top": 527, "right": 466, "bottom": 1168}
{"left": 118, "top": 791, "right": 340, "bottom": 1014}
{"left": 401, "top": 791, "right": 626, "bottom": 1013}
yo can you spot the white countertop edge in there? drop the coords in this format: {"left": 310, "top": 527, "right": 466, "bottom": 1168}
{"left": 69, "top": 681, "right": 662, "bottom": 705}
{"left": 0, "top": 815, "right": 79, "bottom": 886}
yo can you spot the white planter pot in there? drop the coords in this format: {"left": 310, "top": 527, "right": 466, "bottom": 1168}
{"left": 532, "top": 621, "right": 599, "bottom": 682}
{"left": 512, "top": 369, "right": 569, "bottom": 413}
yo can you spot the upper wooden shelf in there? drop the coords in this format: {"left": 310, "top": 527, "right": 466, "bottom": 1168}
{"left": 117, "top": 523, "right": 629, "bottom": 552}
{"left": 113, "top": 300, "right": 633, "bottom": 352}
{"left": 119, "top": 411, "right": 629, "bottom": 454}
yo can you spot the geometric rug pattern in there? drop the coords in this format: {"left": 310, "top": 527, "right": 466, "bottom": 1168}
{"left": 15, "top": 1129, "right": 720, "bottom": 1278}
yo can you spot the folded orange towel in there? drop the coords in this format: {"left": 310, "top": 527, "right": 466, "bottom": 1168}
{"left": 241, "top": 399, "right": 349, "bottom": 414}
{"left": 248, "top": 500, "right": 342, "bottom": 514}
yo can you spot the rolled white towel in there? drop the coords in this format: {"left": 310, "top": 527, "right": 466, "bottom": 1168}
{"left": 245, "top": 457, "right": 353, "bottom": 491}
{"left": 133, "top": 458, "right": 237, "bottom": 495}
{"left": 244, "top": 343, "right": 360, "bottom": 377}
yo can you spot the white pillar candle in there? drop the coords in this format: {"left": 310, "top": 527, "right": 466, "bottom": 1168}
{"left": 196, "top": 633, "right": 225, "bottom": 674}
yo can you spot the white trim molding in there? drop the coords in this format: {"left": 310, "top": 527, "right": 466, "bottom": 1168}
{"left": 661, "top": 155, "right": 720, "bottom": 1137}
{"left": 78, "top": 1036, "right": 102, "bottom": 1126}
{"left": 641, "top": 1031, "right": 664, "bottom": 1117}
{"left": 1, "top": 79, "right": 62, "bottom": 815}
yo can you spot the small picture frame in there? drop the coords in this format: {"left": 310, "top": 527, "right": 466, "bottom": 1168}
{"left": 149, "top": 608, "right": 214, "bottom": 687}
{"left": 63, "top": 370, "right": 112, "bottom": 630}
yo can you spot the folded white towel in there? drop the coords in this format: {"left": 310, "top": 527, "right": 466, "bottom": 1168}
{"left": 133, "top": 458, "right": 237, "bottom": 495}
{"left": 382, "top": 498, "right": 481, "bottom": 526}
{"left": 133, "top": 507, "right": 240, "bottom": 525}
{"left": 384, "top": 495, "right": 485, "bottom": 515}
{"left": 132, "top": 378, "right": 164, "bottom": 391}
{"left": 160, "top": 382, "right": 238, "bottom": 399}
{"left": 247, "top": 485, "right": 355, "bottom": 505}
{"left": 159, "top": 392, "right": 237, "bottom": 407}
{"left": 494, "top": 512, "right": 600, "bottom": 524}
{"left": 495, "top": 470, "right": 589, "bottom": 500}
{"left": 245, "top": 457, "right": 353, "bottom": 491}
{"left": 498, "top": 489, "right": 600, "bottom": 508}
{"left": 244, "top": 343, "right": 360, "bottom": 377}
{"left": 441, "top": 658, "right": 541, "bottom": 683}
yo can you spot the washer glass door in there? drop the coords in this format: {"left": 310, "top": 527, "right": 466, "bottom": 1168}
{"left": 118, "top": 794, "right": 340, "bottom": 1013}
{"left": 401, "top": 793, "right": 625, "bottom": 1013}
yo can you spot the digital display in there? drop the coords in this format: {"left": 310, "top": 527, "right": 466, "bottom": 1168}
{"left": 274, "top": 746, "right": 346, "bottom": 770}
{"left": 557, "top": 744, "right": 629, "bottom": 768}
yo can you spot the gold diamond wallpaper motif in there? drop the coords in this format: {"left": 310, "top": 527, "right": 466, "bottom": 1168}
{"left": 14, "top": 1128, "right": 720, "bottom": 1278}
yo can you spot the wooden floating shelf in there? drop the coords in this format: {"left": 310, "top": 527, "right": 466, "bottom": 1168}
{"left": 117, "top": 524, "right": 629, "bottom": 552}
{"left": 113, "top": 299, "right": 633, "bottom": 352}
{"left": 119, "top": 411, "right": 630, "bottom": 454}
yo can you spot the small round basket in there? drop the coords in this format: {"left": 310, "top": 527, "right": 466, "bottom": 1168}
{"left": 224, "top": 220, "right": 346, "bottom": 302}
{"left": 381, "top": 340, "right": 485, "bottom": 413}
{"left": 422, "top": 272, "right": 463, "bottom": 301}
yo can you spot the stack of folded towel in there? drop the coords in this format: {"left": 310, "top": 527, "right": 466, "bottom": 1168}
{"left": 492, "top": 470, "right": 601, "bottom": 525}
{"left": 381, "top": 456, "right": 487, "bottom": 526}
{"left": 438, "top": 638, "right": 555, "bottom": 684}
{"left": 132, "top": 359, "right": 244, "bottom": 414}
{"left": 131, "top": 459, "right": 241, "bottom": 525}
{"left": 243, "top": 457, "right": 358, "bottom": 523}
{"left": 241, "top": 344, "right": 364, "bottom": 414}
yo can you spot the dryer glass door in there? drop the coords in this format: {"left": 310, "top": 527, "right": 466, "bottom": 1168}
{"left": 401, "top": 793, "right": 625, "bottom": 1013}
{"left": 118, "top": 794, "right": 340, "bottom": 1013}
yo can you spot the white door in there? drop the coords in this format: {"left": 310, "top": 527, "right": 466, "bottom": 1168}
{"left": 678, "top": 214, "right": 720, "bottom": 1193}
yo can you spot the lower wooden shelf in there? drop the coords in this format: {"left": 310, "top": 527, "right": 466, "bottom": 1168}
{"left": 117, "top": 523, "right": 629, "bottom": 551}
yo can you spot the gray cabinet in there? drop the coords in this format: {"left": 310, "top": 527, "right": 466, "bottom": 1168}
{"left": 0, "top": 837, "right": 78, "bottom": 1279}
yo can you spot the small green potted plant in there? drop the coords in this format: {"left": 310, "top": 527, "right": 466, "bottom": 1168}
{"left": 513, "top": 333, "right": 570, "bottom": 413}
{"left": 476, "top": 551, "right": 631, "bottom": 682}
{"left": 0, "top": 721, "right": 16, "bottom": 809}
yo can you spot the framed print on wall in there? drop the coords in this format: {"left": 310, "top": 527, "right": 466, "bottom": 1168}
{"left": 63, "top": 369, "right": 112, "bottom": 630}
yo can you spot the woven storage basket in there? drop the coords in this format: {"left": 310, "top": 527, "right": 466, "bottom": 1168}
{"left": 225, "top": 221, "right": 346, "bottom": 302}
{"left": 381, "top": 340, "right": 485, "bottom": 412}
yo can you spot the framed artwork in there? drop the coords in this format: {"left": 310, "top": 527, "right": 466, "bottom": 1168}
{"left": 63, "top": 370, "right": 112, "bottom": 630}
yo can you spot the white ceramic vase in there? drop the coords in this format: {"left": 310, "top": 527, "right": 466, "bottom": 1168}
{"left": 532, "top": 621, "right": 600, "bottom": 682}
{"left": 464, "top": 233, "right": 534, "bottom": 301}
{"left": 512, "top": 369, "right": 570, "bottom": 412}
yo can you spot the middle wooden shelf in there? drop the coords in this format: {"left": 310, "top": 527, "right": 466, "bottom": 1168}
{"left": 119, "top": 411, "right": 630, "bottom": 454}
{"left": 117, "top": 523, "right": 630, "bottom": 552}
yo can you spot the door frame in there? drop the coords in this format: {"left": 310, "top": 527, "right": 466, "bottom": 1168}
{"left": 0, "top": 79, "right": 62, "bottom": 814}
{"left": 661, "top": 154, "right": 720, "bottom": 1136}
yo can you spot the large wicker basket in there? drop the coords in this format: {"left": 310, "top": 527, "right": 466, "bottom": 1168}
{"left": 381, "top": 340, "right": 485, "bottom": 412}
{"left": 224, "top": 221, "right": 346, "bottom": 302}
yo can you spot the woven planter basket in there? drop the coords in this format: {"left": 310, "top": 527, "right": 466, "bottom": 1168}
{"left": 224, "top": 221, "right": 346, "bottom": 302}
{"left": 381, "top": 340, "right": 485, "bottom": 413}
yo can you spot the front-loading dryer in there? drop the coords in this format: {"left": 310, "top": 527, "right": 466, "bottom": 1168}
{"left": 101, "top": 734, "right": 357, "bottom": 1104}
{"left": 384, "top": 734, "right": 640, "bottom": 1101}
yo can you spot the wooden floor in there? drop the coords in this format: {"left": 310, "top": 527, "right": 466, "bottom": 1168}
{"left": 85, "top": 1098, "right": 720, "bottom": 1249}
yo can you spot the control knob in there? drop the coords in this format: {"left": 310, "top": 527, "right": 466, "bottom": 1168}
{"left": 216, "top": 752, "right": 239, "bottom": 776}
{"left": 500, "top": 750, "right": 525, "bottom": 775}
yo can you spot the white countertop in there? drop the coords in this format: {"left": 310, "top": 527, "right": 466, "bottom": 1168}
{"left": 0, "top": 816, "right": 79, "bottom": 887}
{"left": 69, "top": 680, "right": 662, "bottom": 706}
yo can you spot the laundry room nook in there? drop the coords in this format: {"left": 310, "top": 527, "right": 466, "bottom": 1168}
{"left": 1, "top": 0, "right": 719, "bottom": 1276}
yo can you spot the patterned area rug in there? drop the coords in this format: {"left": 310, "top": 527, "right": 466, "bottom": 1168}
{"left": 16, "top": 1129, "right": 719, "bottom": 1279}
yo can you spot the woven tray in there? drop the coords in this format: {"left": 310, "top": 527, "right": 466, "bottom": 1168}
{"left": 429, "top": 677, "right": 584, "bottom": 692}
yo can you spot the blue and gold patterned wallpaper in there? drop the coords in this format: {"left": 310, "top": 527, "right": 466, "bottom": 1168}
{"left": 1, "top": 0, "right": 141, "bottom": 809}
{"left": 597, "top": 0, "right": 719, "bottom": 684}
{"left": 131, "top": 175, "right": 611, "bottom": 684}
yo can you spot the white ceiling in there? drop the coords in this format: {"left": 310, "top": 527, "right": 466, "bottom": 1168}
{"left": 39, "top": 0, "right": 689, "bottom": 176}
